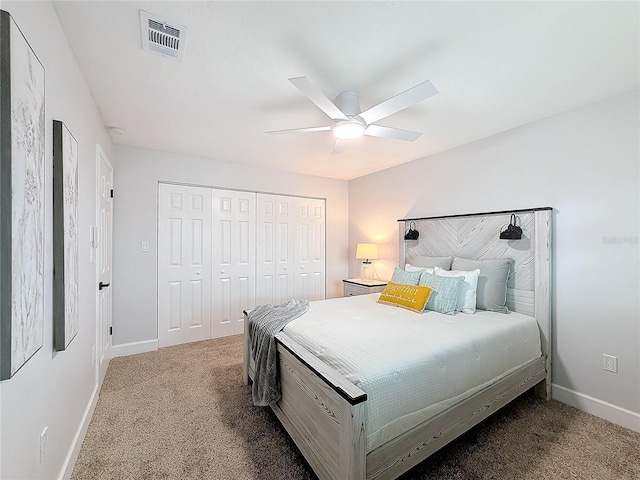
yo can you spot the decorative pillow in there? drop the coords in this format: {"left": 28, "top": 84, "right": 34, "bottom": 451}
{"left": 434, "top": 266, "right": 480, "bottom": 314}
{"left": 409, "top": 255, "right": 453, "bottom": 270}
{"left": 451, "top": 257, "right": 514, "bottom": 313}
{"left": 377, "top": 281, "right": 434, "bottom": 313}
{"left": 391, "top": 267, "right": 421, "bottom": 286}
{"left": 405, "top": 263, "right": 434, "bottom": 275}
{"left": 418, "top": 272, "right": 465, "bottom": 315}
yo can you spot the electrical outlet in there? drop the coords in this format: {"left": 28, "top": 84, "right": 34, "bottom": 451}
{"left": 603, "top": 354, "right": 618, "bottom": 373}
{"left": 39, "top": 427, "right": 48, "bottom": 463}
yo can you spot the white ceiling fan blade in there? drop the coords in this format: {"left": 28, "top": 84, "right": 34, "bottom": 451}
{"left": 266, "top": 125, "right": 332, "bottom": 135}
{"left": 364, "top": 124, "right": 423, "bottom": 142}
{"left": 331, "top": 138, "right": 345, "bottom": 155}
{"left": 289, "top": 77, "right": 349, "bottom": 121}
{"left": 359, "top": 80, "right": 438, "bottom": 125}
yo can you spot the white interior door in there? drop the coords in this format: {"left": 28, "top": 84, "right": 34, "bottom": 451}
{"left": 256, "top": 194, "right": 295, "bottom": 305}
{"left": 212, "top": 189, "right": 256, "bottom": 337}
{"left": 96, "top": 145, "right": 113, "bottom": 384}
{"left": 157, "top": 184, "right": 212, "bottom": 347}
{"left": 295, "top": 197, "right": 326, "bottom": 302}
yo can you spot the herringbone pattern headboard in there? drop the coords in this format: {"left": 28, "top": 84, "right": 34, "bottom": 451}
{"left": 398, "top": 207, "right": 553, "bottom": 397}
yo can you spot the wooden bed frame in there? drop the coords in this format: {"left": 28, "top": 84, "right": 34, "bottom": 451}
{"left": 243, "top": 207, "right": 552, "bottom": 480}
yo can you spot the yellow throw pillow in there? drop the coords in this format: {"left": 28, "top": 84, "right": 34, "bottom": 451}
{"left": 377, "top": 281, "right": 434, "bottom": 313}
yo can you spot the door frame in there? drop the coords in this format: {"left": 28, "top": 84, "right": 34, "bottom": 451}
{"left": 95, "top": 144, "right": 113, "bottom": 387}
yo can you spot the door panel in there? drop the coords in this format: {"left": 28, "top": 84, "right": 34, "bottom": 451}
{"left": 275, "top": 196, "right": 296, "bottom": 303}
{"left": 295, "top": 197, "right": 326, "bottom": 302}
{"left": 169, "top": 218, "right": 182, "bottom": 264}
{"left": 168, "top": 281, "right": 181, "bottom": 330}
{"left": 212, "top": 189, "right": 256, "bottom": 337}
{"left": 256, "top": 194, "right": 295, "bottom": 305}
{"left": 158, "top": 184, "right": 212, "bottom": 347}
{"left": 256, "top": 194, "right": 276, "bottom": 305}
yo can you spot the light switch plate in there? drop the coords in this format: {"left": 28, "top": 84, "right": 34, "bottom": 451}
{"left": 39, "top": 426, "right": 48, "bottom": 463}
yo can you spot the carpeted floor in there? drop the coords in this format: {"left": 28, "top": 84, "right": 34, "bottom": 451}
{"left": 71, "top": 335, "right": 640, "bottom": 480}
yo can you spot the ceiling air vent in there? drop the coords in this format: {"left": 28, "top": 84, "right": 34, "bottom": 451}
{"left": 140, "top": 10, "right": 188, "bottom": 61}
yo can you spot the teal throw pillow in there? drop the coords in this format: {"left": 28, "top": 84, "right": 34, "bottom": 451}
{"left": 390, "top": 267, "right": 421, "bottom": 286}
{"left": 419, "top": 272, "right": 465, "bottom": 315}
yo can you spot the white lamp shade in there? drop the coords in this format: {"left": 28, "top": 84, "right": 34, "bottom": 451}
{"left": 355, "top": 243, "right": 379, "bottom": 260}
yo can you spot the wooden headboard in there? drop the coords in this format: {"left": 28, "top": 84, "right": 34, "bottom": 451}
{"left": 398, "top": 207, "right": 553, "bottom": 397}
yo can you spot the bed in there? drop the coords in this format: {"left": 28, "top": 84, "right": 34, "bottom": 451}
{"left": 243, "top": 207, "right": 552, "bottom": 480}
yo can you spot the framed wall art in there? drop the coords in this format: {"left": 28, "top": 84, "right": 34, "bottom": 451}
{"left": 0, "top": 10, "right": 46, "bottom": 379}
{"left": 53, "top": 120, "right": 79, "bottom": 351}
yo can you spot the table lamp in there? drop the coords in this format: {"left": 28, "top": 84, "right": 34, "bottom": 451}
{"left": 356, "top": 243, "right": 378, "bottom": 281}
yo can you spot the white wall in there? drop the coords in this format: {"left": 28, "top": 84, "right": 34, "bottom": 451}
{"left": 109, "top": 145, "right": 349, "bottom": 348}
{"left": 0, "top": 2, "right": 113, "bottom": 479}
{"left": 0, "top": 6, "right": 634, "bottom": 479}
{"left": 349, "top": 91, "right": 640, "bottom": 430}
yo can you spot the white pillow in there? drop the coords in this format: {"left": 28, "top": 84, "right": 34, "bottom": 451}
{"left": 405, "top": 263, "right": 434, "bottom": 274}
{"left": 434, "top": 266, "right": 480, "bottom": 314}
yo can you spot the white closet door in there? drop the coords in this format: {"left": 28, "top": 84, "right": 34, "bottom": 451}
{"left": 212, "top": 189, "right": 256, "bottom": 337}
{"left": 274, "top": 196, "right": 296, "bottom": 303}
{"left": 256, "top": 194, "right": 295, "bottom": 306}
{"left": 158, "top": 184, "right": 212, "bottom": 347}
{"left": 294, "top": 197, "right": 326, "bottom": 302}
{"left": 256, "top": 194, "right": 276, "bottom": 305}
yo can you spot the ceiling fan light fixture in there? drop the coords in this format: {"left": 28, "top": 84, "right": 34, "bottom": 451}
{"left": 333, "top": 120, "right": 365, "bottom": 139}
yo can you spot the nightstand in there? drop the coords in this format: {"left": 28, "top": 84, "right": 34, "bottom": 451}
{"left": 343, "top": 278, "right": 387, "bottom": 297}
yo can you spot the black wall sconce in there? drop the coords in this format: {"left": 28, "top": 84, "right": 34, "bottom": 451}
{"left": 404, "top": 221, "right": 419, "bottom": 240}
{"left": 500, "top": 214, "right": 522, "bottom": 240}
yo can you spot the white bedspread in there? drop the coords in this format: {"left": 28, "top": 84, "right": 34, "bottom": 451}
{"left": 282, "top": 293, "right": 541, "bottom": 452}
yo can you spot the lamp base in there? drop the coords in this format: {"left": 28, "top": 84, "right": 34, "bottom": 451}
{"left": 361, "top": 262, "right": 374, "bottom": 281}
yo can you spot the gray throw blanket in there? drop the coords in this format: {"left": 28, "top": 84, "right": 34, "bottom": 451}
{"left": 248, "top": 299, "right": 309, "bottom": 406}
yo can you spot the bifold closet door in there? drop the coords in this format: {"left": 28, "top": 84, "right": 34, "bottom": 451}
{"left": 158, "top": 184, "right": 212, "bottom": 347}
{"left": 212, "top": 189, "right": 256, "bottom": 337}
{"left": 256, "top": 194, "right": 295, "bottom": 305}
{"left": 295, "top": 197, "right": 325, "bottom": 301}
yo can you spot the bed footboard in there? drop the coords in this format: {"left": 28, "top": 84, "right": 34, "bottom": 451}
{"left": 366, "top": 356, "right": 546, "bottom": 479}
{"left": 243, "top": 312, "right": 368, "bottom": 480}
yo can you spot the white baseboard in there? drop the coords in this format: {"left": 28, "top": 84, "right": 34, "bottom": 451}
{"left": 58, "top": 384, "right": 99, "bottom": 480}
{"left": 110, "top": 339, "right": 158, "bottom": 358}
{"left": 552, "top": 384, "right": 640, "bottom": 433}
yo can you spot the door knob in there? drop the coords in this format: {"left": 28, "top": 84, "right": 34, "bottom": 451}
{"left": 99, "top": 282, "right": 110, "bottom": 290}
{"left": 196, "top": 271, "right": 201, "bottom": 276}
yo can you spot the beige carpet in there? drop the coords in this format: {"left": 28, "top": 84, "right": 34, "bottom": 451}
{"left": 71, "top": 335, "right": 640, "bottom": 480}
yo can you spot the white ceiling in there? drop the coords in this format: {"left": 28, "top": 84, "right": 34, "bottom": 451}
{"left": 53, "top": 1, "right": 639, "bottom": 180}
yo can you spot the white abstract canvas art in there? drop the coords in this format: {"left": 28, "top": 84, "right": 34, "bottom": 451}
{"left": 53, "top": 120, "right": 79, "bottom": 350}
{"left": 0, "top": 11, "right": 46, "bottom": 379}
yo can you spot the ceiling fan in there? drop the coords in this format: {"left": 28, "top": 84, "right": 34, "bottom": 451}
{"left": 266, "top": 77, "right": 439, "bottom": 154}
